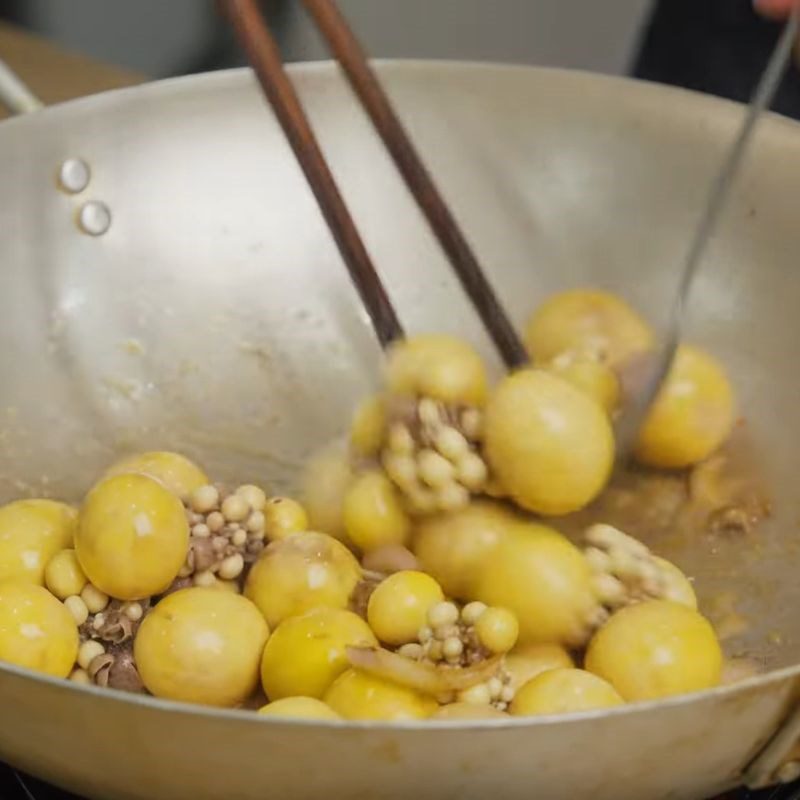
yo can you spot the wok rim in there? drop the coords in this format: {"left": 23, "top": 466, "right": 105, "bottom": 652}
{"left": 0, "top": 61, "right": 798, "bottom": 730}
{"left": 0, "top": 655, "right": 797, "bottom": 731}
{"left": 3, "top": 58, "right": 800, "bottom": 135}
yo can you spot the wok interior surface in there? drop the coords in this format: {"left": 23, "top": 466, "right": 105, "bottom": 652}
{"left": 1, "top": 62, "right": 800, "bottom": 800}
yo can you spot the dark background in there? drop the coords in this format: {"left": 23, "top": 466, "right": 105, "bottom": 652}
{"left": 634, "top": 0, "right": 800, "bottom": 119}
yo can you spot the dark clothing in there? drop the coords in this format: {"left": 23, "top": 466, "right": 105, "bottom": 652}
{"left": 633, "top": 0, "right": 800, "bottom": 120}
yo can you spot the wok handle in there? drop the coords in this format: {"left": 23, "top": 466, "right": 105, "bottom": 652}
{"left": 0, "top": 57, "right": 43, "bottom": 116}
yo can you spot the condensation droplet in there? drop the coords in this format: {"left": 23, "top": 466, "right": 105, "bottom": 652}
{"left": 78, "top": 201, "right": 111, "bottom": 236}
{"left": 58, "top": 158, "right": 90, "bottom": 194}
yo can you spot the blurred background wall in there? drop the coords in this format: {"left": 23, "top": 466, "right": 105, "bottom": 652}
{"left": 2, "top": 0, "right": 797, "bottom": 118}
{"left": 0, "top": 0, "right": 653, "bottom": 77}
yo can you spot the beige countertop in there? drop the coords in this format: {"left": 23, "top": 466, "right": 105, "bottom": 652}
{"left": 0, "top": 21, "right": 144, "bottom": 120}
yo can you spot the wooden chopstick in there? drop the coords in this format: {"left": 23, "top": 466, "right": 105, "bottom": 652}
{"left": 219, "top": 0, "right": 404, "bottom": 349}
{"left": 300, "top": 0, "right": 529, "bottom": 370}
{"left": 221, "top": 0, "right": 529, "bottom": 369}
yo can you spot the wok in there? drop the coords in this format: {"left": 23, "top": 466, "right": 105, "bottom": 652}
{"left": 1, "top": 61, "right": 800, "bottom": 800}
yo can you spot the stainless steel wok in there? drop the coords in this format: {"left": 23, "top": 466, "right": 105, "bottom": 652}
{"left": 1, "top": 61, "right": 800, "bottom": 800}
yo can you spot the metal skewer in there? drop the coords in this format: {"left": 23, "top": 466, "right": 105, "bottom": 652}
{"left": 615, "top": 7, "right": 800, "bottom": 462}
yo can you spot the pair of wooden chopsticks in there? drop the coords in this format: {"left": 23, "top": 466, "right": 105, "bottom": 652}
{"left": 218, "top": 0, "right": 528, "bottom": 369}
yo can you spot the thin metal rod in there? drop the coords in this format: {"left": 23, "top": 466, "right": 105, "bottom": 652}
{"left": 616, "top": 8, "right": 800, "bottom": 460}
{"left": 301, "top": 0, "right": 529, "bottom": 370}
{"left": 219, "top": 0, "right": 404, "bottom": 349}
